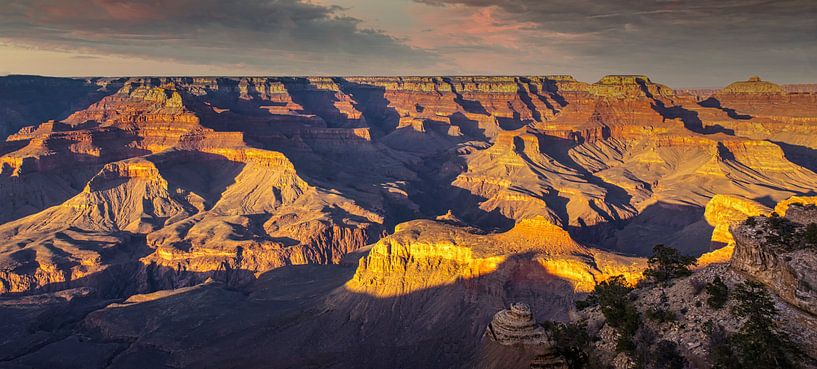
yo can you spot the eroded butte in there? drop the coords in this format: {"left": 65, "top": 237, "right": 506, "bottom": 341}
{"left": 1, "top": 75, "right": 816, "bottom": 368}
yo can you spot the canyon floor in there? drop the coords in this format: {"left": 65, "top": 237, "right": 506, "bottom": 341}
{"left": 0, "top": 74, "right": 816, "bottom": 368}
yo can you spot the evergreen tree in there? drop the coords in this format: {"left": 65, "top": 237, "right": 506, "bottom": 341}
{"left": 643, "top": 244, "right": 697, "bottom": 283}
{"left": 592, "top": 276, "right": 640, "bottom": 354}
{"left": 705, "top": 276, "right": 729, "bottom": 309}
{"left": 730, "top": 280, "right": 801, "bottom": 369}
{"left": 704, "top": 321, "right": 741, "bottom": 369}
{"left": 805, "top": 223, "right": 817, "bottom": 246}
{"left": 550, "top": 322, "right": 591, "bottom": 369}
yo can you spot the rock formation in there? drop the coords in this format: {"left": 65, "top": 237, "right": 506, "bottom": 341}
{"left": 2, "top": 73, "right": 816, "bottom": 295}
{"left": 0, "top": 74, "right": 816, "bottom": 368}
{"left": 481, "top": 303, "right": 568, "bottom": 369}
{"left": 345, "top": 217, "right": 645, "bottom": 303}
{"left": 731, "top": 206, "right": 817, "bottom": 316}
{"left": 565, "top": 196, "right": 817, "bottom": 368}
{"left": 486, "top": 303, "right": 549, "bottom": 345}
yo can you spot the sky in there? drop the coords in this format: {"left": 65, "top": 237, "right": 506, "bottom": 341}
{"left": 0, "top": 0, "right": 815, "bottom": 87}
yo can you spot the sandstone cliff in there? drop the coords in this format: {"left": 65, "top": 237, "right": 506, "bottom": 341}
{"left": 2, "top": 74, "right": 816, "bottom": 296}
{"left": 561, "top": 197, "right": 817, "bottom": 369}
{"left": 731, "top": 204, "right": 817, "bottom": 316}
{"left": 0, "top": 74, "right": 816, "bottom": 368}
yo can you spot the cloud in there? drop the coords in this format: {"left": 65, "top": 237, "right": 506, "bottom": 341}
{"left": 412, "top": 0, "right": 817, "bottom": 85}
{"left": 0, "top": 0, "right": 814, "bottom": 84}
{"left": 0, "top": 0, "right": 436, "bottom": 75}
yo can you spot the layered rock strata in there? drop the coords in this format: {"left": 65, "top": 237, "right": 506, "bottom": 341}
{"left": 2, "top": 74, "right": 817, "bottom": 299}
{"left": 486, "top": 303, "right": 549, "bottom": 345}
{"left": 731, "top": 209, "right": 817, "bottom": 316}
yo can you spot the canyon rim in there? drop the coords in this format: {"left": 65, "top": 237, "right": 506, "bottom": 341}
{"left": 1, "top": 1, "right": 817, "bottom": 368}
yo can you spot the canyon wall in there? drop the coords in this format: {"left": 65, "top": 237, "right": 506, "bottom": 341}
{"left": 1, "top": 74, "right": 816, "bottom": 368}
{"left": 1, "top": 74, "right": 816, "bottom": 297}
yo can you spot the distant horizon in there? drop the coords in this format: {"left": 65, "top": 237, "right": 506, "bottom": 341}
{"left": 2, "top": 73, "right": 815, "bottom": 91}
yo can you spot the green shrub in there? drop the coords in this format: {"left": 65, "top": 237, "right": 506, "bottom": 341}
{"left": 577, "top": 275, "right": 641, "bottom": 355}
{"left": 643, "top": 244, "right": 697, "bottom": 283}
{"left": 705, "top": 276, "right": 729, "bottom": 309}
{"left": 615, "top": 334, "right": 636, "bottom": 354}
{"left": 594, "top": 276, "right": 640, "bottom": 354}
{"left": 745, "top": 217, "right": 757, "bottom": 227}
{"left": 574, "top": 298, "right": 595, "bottom": 310}
{"left": 765, "top": 216, "right": 799, "bottom": 247}
{"left": 705, "top": 321, "right": 741, "bottom": 369}
{"left": 593, "top": 276, "right": 637, "bottom": 332}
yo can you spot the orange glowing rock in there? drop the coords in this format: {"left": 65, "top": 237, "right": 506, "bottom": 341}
{"left": 346, "top": 217, "right": 645, "bottom": 297}
{"left": 1, "top": 74, "right": 816, "bottom": 297}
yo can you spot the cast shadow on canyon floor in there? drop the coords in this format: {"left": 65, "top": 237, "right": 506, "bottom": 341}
{"left": 0, "top": 250, "right": 582, "bottom": 369}
{"left": 774, "top": 141, "right": 817, "bottom": 174}
{"left": 567, "top": 200, "right": 715, "bottom": 257}
{"left": 636, "top": 78, "right": 735, "bottom": 135}
{"left": 698, "top": 97, "right": 753, "bottom": 120}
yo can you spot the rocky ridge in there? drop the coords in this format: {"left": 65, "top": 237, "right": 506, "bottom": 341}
{"left": 731, "top": 204, "right": 817, "bottom": 316}
{"left": 556, "top": 198, "right": 817, "bottom": 369}
{"left": 2, "top": 73, "right": 816, "bottom": 296}
{"left": 0, "top": 74, "right": 816, "bottom": 368}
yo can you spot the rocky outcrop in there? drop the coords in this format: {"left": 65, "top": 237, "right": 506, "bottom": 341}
{"left": 575, "top": 264, "right": 817, "bottom": 368}
{"left": 346, "top": 217, "right": 645, "bottom": 302}
{"left": 785, "top": 203, "right": 817, "bottom": 225}
{"left": 731, "top": 214, "right": 817, "bottom": 316}
{"left": 696, "top": 195, "right": 771, "bottom": 265}
{"left": 486, "top": 303, "right": 549, "bottom": 345}
{"left": 483, "top": 303, "right": 568, "bottom": 369}
{"left": 720, "top": 76, "right": 785, "bottom": 94}
{"left": 2, "top": 73, "right": 817, "bottom": 302}
{"left": 588, "top": 75, "right": 675, "bottom": 99}
{"left": 776, "top": 197, "right": 817, "bottom": 217}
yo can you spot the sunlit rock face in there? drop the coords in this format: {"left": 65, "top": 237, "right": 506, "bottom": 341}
{"left": 0, "top": 73, "right": 816, "bottom": 298}
{"left": 694, "top": 194, "right": 771, "bottom": 266}
{"left": 0, "top": 74, "right": 816, "bottom": 368}
{"left": 345, "top": 217, "right": 644, "bottom": 304}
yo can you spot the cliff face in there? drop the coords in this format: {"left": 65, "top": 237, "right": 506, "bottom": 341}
{"left": 346, "top": 217, "right": 644, "bottom": 304}
{"left": 731, "top": 204, "right": 817, "bottom": 316}
{"left": 0, "top": 74, "right": 815, "bottom": 301}
{"left": 551, "top": 197, "right": 817, "bottom": 369}
{"left": 0, "top": 76, "right": 121, "bottom": 140}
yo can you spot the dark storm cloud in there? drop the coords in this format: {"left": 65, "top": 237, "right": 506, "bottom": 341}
{"left": 417, "top": 0, "right": 817, "bottom": 85}
{"left": 0, "top": 0, "right": 435, "bottom": 75}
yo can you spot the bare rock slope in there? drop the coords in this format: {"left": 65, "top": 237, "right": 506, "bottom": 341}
{"left": 0, "top": 75, "right": 816, "bottom": 368}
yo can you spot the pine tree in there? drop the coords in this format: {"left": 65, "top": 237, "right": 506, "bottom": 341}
{"left": 705, "top": 276, "right": 729, "bottom": 309}
{"left": 730, "top": 280, "right": 801, "bottom": 369}
{"left": 642, "top": 244, "right": 697, "bottom": 283}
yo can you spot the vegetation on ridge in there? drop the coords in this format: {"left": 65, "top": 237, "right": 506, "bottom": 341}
{"left": 708, "top": 280, "right": 801, "bottom": 369}
{"left": 642, "top": 244, "right": 696, "bottom": 284}
{"left": 705, "top": 276, "right": 729, "bottom": 309}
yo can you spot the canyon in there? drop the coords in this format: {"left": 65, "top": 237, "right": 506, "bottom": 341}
{"left": 1, "top": 74, "right": 816, "bottom": 368}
